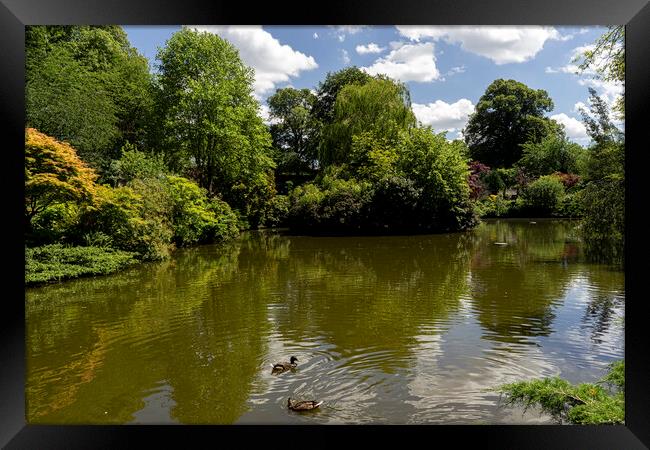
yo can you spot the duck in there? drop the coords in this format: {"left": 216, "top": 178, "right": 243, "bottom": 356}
{"left": 287, "top": 398, "right": 323, "bottom": 411}
{"left": 271, "top": 356, "right": 298, "bottom": 374}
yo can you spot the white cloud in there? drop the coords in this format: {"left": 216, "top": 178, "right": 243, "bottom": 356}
{"left": 550, "top": 113, "right": 589, "bottom": 142}
{"left": 361, "top": 42, "right": 440, "bottom": 82}
{"left": 395, "top": 26, "right": 563, "bottom": 64}
{"left": 331, "top": 25, "right": 366, "bottom": 42}
{"left": 341, "top": 49, "right": 351, "bottom": 64}
{"left": 411, "top": 98, "right": 475, "bottom": 133}
{"left": 557, "top": 33, "right": 575, "bottom": 41}
{"left": 191, "top": 26, "right": 318, "bottom": 97}
{"left": 446, "top": 65, "right": 466, "bottom": 76}
{"left": 355, "top": 43, "right": 386, "bottom": 55}
{"left": 332, "top": 25, "right": 365, "bottom": 34}
{"left": 545, "top": 44, "right": 623, "bottom": 128}
{"left": 313, "top": 32, "right": 319, "bottom": 39}
{"left": 546, "top": 45, "right": 594, "bottom": 75}
{"left": 439, "top": 66, "right": 466, "bottom": 82}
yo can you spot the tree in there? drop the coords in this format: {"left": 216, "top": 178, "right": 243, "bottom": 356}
{"left": 518, "top": 133, "right": 587, "bottom": 177}
{"left": 267, "top": 87, "right": 318, "bottom": 173}
{"left": 578, "top": 89, "right": 624, "bottom": 262}
{"left": 312, "top": 66, "right": 373, "bottom": 124}
{"left": 25, "top": 128, "right": 98, "bottom": 228}
{"left": 154, "top": 28, "right": 275, "bottom": 219}
{"left": 25, "top": 26, "right": 153, "bottom": 167}
{"left": 398, "top": 127, "right": 475, "bottom": 230}
{"left": 105, "top": 144, "right": 168, "bottom": 187}
{"left": 320, "top": 77, "right": 416, "bottom": 166}
{"left": 26, "top": 46, "right": 118, "bottom": 166}
{"left": 464, "top": 79, "right": 559, "bottom": 168}
{"left": 579, "top": 88, "right": 624, "bottom": 147}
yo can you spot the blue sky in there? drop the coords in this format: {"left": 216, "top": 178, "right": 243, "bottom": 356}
{"left": 123, "top": 25, "right": 623, "bottom": 145}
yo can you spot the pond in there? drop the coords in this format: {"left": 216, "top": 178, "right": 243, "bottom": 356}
{"left": 25, "top": 219, "right": 624, "bottom": 424}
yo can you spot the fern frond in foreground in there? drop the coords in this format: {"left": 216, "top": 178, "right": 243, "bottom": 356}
{"left": 496, "top": 360, "right": 624, "bottom": 424}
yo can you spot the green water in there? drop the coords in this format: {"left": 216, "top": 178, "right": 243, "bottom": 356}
{"left": 25, "top": 219, "right": 624, "bottom": 424}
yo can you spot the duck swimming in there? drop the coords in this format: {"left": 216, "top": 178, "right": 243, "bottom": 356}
{"left": 287, "top": 398, "right": 323, "bottom": 411}
{"left": 271, "top": 356, "right": 298, "bottom": 374}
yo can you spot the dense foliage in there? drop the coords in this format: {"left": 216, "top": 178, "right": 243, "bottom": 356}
{"left": 25, "top": 128, "right": 98, "bottom": 231}
{"left": 153, "top": 28, "right": 275, "bottom": 224}
{"left": 497, "top": 360, "right": 625, "bottom": 424}
{"left": 288, "top": 124, "right": 476, "bottom": 233}
{"left": 26, "top": 26, "right": 152, "bottom": 167}
{"left": 268, "top": 87, "right": 319, "bottom": 174}
{"left": 577, "top": 89, "right": 625, "bottom": 262}
{"left": 320, "top": 77, "right": 416, "bottom": 167}
{"left": 311, "top": 66, "right": 373, "bottom": 124}
{"left": 25, "top": 130, "right": 242, "bottom": 281}
{"left": 464, "top": 79, "right": 559, "bottom": 168}
{"left": 519, "top": 175, "right": 566, "bottom": 215}
{"left": 24, "top": 25, "right": 625, "bottom": 282}
{"left": 26, "top": 244, "right": 138, "bottom": 284}
{"left": 518, "top": 134, "right": 587, "bottom": 177}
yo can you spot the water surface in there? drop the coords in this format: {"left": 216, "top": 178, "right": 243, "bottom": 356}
{"left": 25, "top": 219, "right": 624, "bottom": 424}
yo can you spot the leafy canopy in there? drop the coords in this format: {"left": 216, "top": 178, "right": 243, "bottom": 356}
{"left": 25, "top": 26, "right": 153, "bottom": 166}
{"left": 267, "top": 87, "right": 319, "bottom": 173}
{"left": 464, "top": 79, "right": 559, "bottom": 168}
{"left": 154, "top": 27, "right": 274, "bottom": 219}
{"left": 320, "top": 77, "right": 416, "bottom": 167}
{"left": 518, "top": 133, "right": 587, "bottom": 177}
{"left": 25, "top": 128, "right": 98, "bottom": 223}
{"left": 312, "top": 66, "right": 373, "bottom": 124}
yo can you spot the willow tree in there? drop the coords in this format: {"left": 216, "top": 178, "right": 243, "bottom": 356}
{"left": 320, "top": 77, "right": 416, "bottom": 167}
{"left": 154, "top": 28, "right": 274, "bottom": 221}
{"left": 312, "top": 66, "right": 373, "bottom": 124}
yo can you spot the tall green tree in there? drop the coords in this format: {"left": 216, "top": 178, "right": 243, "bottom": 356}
{"left": 464, "top": 79, "right": 559, "bottom": 168}
{"left": 25, "top": 26, "right": 153, "bottom": 167}
{"left": 320, "top": 77, "right": 416, "bottom": 166}
{"left": 578, "top": 88, "right": 624, "bottom": 262}
{"left": 312, "top": 66, "right": 373, "bottom": 124}
{"left": 154, "top": 28, "right": 275, "bottom": 221}
{"left": 398, "top": 127, "right": 475, "bottom": 230}
{"left": 267, "top": 87, "right": 318, "bottom": 173}
{"left": 26, "top": 47, "right": 118, "bottom": 165}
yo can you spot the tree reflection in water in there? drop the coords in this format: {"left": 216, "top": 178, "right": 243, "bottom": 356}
{"left": 25, "top": 219, "right": 624, "bottom": 424}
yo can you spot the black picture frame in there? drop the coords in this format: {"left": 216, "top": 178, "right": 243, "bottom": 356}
{"left": 2, "top": 0, "right": 649, "bottom": 447}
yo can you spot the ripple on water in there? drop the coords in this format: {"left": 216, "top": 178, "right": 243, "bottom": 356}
{"left": 26, "top": 221, "right": 624, "bottom": 424}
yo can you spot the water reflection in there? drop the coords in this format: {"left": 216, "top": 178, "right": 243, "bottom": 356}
{"left": 467, "top": 221, "right": 578, "bottom": 346}
{"left": 26, "top": 219, "right": 624, "bottom": 424}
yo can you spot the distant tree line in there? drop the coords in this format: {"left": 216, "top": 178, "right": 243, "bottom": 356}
{"left": 25, "top": 25, "right": 624, "bottom": 283}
